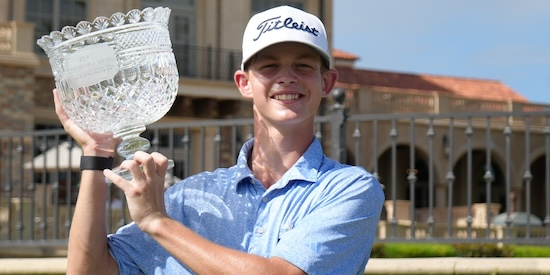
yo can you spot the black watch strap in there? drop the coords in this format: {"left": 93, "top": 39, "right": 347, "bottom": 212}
{"left": 80, "top": 156, "right": 114, "bottom": 171}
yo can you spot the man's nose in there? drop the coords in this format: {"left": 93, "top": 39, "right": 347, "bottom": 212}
{"left": 276, "top": 66, "right": 298, "bottom": 84}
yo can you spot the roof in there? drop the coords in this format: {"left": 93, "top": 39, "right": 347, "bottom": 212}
{"left": 335, "top": 65, "right": 529, "bottom": 103}
{"left": 332, "top": 49, "right": 359, "bottom": 61}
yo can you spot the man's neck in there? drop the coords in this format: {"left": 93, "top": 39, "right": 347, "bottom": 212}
{"left": 249, "top": 123, "right": 314, "bottom": 189}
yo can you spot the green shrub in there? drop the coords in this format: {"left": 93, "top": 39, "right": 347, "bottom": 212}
{"left": 370, "top": 243, "right": 385, "bottom": 258}
{"left": 377, "top": 243, "right": 455, "bottom": 258}
{"left": 370, "top": 243, "right": 550, "bottom": 258}
{"left": 453, "top": 243, "right": 514, "bottom": 257}
{"left": 512, "top": 245, "right": 550, "bottom": 257}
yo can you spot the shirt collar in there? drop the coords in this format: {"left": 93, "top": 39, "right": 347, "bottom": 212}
{"left": 234, "top": 137, "right": 324, "bottom": 189}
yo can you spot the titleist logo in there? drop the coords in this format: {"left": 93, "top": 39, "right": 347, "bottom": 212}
{"left": 253, "top": 16, "right": 319, "bottom": 41}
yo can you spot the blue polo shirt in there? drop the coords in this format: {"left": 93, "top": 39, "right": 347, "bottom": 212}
{"left": 108, "top": 137, "right": 384, "bottom": 274}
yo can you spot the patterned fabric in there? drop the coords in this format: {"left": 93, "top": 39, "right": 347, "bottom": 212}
{"left": 108, "top": 137, "right": 384, "bottom": 274}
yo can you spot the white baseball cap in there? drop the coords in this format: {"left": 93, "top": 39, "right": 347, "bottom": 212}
{"left": 241, "top": 5, "right": 331, "bottom": 70}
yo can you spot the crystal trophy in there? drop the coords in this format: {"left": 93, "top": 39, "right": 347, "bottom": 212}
{"left": 37, "top": 7, "right": 179, "bottom": 181}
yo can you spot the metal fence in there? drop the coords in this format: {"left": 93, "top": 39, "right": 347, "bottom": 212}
{"left": 1, "top": 101, "right": 550, "bottom": 256}
{"left": 174, "top": 44, "right": 242, "bottom": 82}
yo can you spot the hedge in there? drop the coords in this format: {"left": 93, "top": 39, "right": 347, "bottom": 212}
{"left": 370, "top": 243, "right": 550, "bottom": 258}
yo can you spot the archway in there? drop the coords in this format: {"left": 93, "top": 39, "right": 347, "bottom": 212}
{"left": 530, "top": 155, "right": 548, "bottom": 220}
{"left": 378, "top": 145, "right": 430, "bottom": 208}
{"left": 453, "top": 150, "right": 505, "bottom": 212}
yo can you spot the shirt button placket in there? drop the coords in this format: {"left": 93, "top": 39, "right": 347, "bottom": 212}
{"left": 255, "top": 196, "right": 269, "bottom": 236}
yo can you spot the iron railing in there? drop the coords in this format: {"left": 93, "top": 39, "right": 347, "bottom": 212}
{"left": 1, "top": 99, "right": 550, "bottom": 256}
{"left": 173, "top": 44, "right": 242, "bottom": 82}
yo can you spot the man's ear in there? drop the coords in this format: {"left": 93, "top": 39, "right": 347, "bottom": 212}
{"left": 234, "top": 70, "right": 253, "bottom": 98}
{"left": 321, "top": 68, "right": 339, "bottom": 97}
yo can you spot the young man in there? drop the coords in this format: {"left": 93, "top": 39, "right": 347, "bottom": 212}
{"left": 58, "top": 5, "right": 384, "bottom": 274}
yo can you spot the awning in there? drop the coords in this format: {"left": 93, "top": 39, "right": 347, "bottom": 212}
{"left": 493, "top": 212, "right": 543, "bottom": 226}
{"left": 23, "top": 141, "right": 82, "bottom": 172}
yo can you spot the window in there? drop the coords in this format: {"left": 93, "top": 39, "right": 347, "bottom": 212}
{"left": 141, "top": 1, "right": 196, "bottom": 76}
{"left": 26, "top": 0, "right": 87, "bottom": 54}
{"left": 252, "top": 0, "right": 305, "bottom": 14}
{"left": 141, "top": 0, "right": 195, "bottom": 47}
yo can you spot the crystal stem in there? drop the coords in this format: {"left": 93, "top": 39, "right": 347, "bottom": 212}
{"left": 117, "top": 136, "right": 151, "bottom": 160}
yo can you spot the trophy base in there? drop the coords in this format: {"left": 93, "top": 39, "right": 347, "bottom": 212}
{"left": 105, "top": 159, "right": 175, "bottom": 183}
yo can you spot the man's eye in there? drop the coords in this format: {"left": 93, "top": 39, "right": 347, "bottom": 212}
{"left": 261, "top": 64, "right": 278, "bottom": 68}
{"left": 296, "top": 63, "right": 313, "bottom": 68}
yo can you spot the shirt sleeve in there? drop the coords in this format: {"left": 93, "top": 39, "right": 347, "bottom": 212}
{"left": 272, "top": 166, "right": 384, "bottom": 275}
{"left": 107, "top": 186, "right": 192, "bottom": 274}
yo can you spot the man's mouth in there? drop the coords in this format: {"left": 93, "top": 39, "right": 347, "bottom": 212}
{"left": 272, "top": 94, "right": 301, "bottom": 101}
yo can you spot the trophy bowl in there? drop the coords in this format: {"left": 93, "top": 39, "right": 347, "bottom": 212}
{"left": 37, "top": 7, "right": 179, "bottom": 179}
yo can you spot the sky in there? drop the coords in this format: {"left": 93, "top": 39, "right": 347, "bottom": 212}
{"left": 333, "top": 0, "right": 550, "bottom": 104}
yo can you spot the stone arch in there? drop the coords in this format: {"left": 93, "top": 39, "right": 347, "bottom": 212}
{"left": 526, "top": 148, "right": 548, "bottom": 221}
{"left": 452, "top": 147, "right": 506, "bottom": 213}
{"left": 377, "top": 142, "right": 437, "bottom": 209}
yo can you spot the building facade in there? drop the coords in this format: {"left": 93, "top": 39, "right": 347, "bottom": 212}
{"left": 0, "top": 0, "right": 549, "bottom": 244}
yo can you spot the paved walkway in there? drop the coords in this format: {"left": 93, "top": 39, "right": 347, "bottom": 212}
{"left": 0, "top": 258, "right": 66, "bottom": 274}
{"left": 365, "top": 257, "right": 550, "bottom": 274}
{"left": 0, "top": 257, "right": 549, "bottom": 274}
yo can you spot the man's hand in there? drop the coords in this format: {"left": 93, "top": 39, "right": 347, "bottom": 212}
{"left": 53, "top": 89, "right": 118, "bottom": 157}
{"left": 104, "top": 151, "right": 169, "bottom": 231}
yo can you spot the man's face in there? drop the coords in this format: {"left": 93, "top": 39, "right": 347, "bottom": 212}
{"left": 241, "top": 42, "right": 335, "bottom": 128}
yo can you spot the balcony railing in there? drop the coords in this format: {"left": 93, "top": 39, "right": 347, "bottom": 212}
{"left": 169, "top": 44, "right": 242, "bottom": 82}
{"left": 1, "top": 94, "right": 550, "bottom": 256}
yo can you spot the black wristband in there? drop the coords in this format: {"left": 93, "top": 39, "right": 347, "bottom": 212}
{"left": 80, "top": 156, "right": 114, "bottom": 171}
